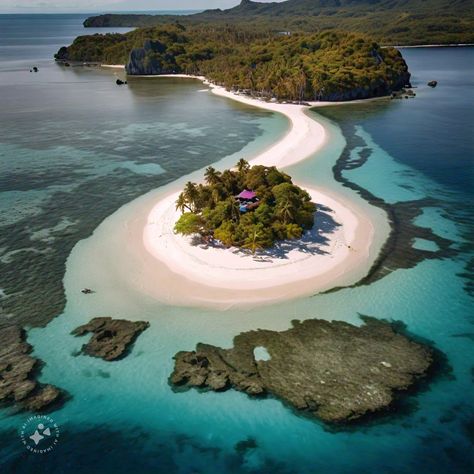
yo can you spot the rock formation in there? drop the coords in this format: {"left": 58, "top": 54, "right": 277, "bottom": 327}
{"left": 0, "top": 325, "right": 62, "bottom": 412}
{"left": 71, "top": 317, "right": 149, "bottom": 361}
{"left": 126, "top": 40, "right": 172, "bottom": 76}
{"left": 170, "top": 317, "right": 434, "bottom": 423}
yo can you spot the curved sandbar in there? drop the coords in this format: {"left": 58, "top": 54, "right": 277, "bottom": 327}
{"left": 141, "top": 76, "right": 378, "bottom": 305}
{"left": 145, "top": 186, "right": 367, "bottom": 292}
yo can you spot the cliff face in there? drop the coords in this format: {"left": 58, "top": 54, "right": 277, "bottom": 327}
{"left": 126, "top": 39, "right": 173, "bottom": 75}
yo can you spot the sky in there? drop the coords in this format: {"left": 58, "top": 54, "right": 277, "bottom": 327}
{"left": 0, "top": 0, "right": 285, "bottom": 14}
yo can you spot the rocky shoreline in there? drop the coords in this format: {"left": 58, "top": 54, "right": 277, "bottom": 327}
{"left": 0, "top": 325, "right": 63, "bottom": 412}
{"left": 170, "top": 317, "right": 434, "bottom": 424}
{"left": 71, "top": 317, "right": 149, "bottom": 361}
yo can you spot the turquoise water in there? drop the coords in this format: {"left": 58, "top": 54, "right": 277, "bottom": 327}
{"left": 0, "top": 14, "right": 287, "bottom": 327}
{"left": 0, "top": 16, "right": 473, "bottom": 474}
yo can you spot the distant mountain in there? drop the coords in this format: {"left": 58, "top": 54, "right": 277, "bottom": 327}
{"left": 84, "top": 0, "right": 474, "bottom": 45}
{"left": 204, "top": 0, "right": 470, "bottom": 16}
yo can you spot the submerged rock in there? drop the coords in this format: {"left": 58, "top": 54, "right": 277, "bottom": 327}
{"left": 0, "top": 325, "right": 63, "bottom": 412}
{"left": 170, "top": 317, "right": 434, "bottom": 424}
{"left": 71, "top": 317, "right": 149, "bottom": 361}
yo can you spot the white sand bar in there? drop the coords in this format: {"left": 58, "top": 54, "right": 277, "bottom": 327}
{"left": 139, "top": 76, "right": 378, "bottom": 306}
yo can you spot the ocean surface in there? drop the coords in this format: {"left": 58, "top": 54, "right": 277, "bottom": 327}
{"left": 0, "top": 15, "right": 473, "bottom": 474}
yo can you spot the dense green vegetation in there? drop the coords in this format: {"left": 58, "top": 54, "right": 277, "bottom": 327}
{"left": 173, "top": 160, "right": 316, "bottom": 252}
{"left": 57, "top": 26, "right": 410, "bottom": 101}
{"left": 83, "top": 0, "right": 474, "bottom": 46}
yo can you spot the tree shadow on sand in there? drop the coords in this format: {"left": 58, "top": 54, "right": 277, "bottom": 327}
{"left": 254, "top": 204, "right": 341, "bottom": 261}
{"left": 189, "top": 204, "right": 341, "bottom": 262}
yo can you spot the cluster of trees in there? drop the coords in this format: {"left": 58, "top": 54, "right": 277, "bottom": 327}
{"left": 174, "top": 159, "right": 316, "bottom": 253}
{"left": 57, "top": 26, "right": 410, "bottom": 101}
{"left": 83, "top": 0, "right": 474, "bottom": 46}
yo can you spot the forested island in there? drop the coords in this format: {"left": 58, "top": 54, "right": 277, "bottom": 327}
{"left": 174, "top": 160, "right": 315, "bottom": 252}
{"left": 83, "top": 0, "right": 474, "bottom": 46}
{"left": 55, "top": 25, "right": 411, "bottom": 101}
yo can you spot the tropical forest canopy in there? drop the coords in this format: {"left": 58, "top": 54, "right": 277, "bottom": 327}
{"left": 83, "top": 0, "right": 474, "bottom": 46}
{"left": 173, "top": 160, "right": 316, "bottom": 252}
{"left": 56, "top": 26, "right": 410, "bottom": 101}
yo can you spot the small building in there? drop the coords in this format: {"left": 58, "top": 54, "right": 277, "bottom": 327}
{"left": 236, "top": 189, "right": 259, "bottom": 213}
{"left": 236, "top": 190, "right": 258, "bottom": 202}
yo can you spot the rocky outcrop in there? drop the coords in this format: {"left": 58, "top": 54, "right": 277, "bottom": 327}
{"left": 71, "top": 317, "right": 149, "bottom": 361}
{"left": 0, "top": 325, "right": 63, "bottom": 412}
{"left": 170, "top": 317, "right": 434, "bottom": 423}
{"left": 126, "top": 39, "right": 174, "bottom": 75}
{"left": 54, "top": 46, "right": 69, "bottom": 61}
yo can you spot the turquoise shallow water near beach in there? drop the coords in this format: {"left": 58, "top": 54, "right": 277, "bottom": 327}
{"left": 0, "top": 15, "right": 473, "bottom": 474}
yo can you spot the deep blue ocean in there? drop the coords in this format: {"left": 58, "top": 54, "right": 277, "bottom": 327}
{"left": 0, "top": 14, "right": 473, "bottom": 474}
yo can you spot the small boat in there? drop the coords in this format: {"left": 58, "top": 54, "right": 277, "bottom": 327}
{"left": 81, "top": 288, "right": 94, "bottom": 294}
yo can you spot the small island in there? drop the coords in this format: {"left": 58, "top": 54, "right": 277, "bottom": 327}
{"left": 174, "top": 160, "right": 315, "bottom": 252}
{"left": 142, "top": 105, "right": 373, "bottom": 304}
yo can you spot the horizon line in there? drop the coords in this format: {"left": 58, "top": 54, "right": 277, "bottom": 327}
{"left": 0, "top": 9, "right": 203, "bottom": 15}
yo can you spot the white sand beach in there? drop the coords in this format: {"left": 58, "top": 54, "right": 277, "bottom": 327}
{"left": 138, "top": 76, "right": 378, "bottom": 304}
{"left": 144, "top": 186, "right": 371, "bottom": 293}
{"left": 101, "top": 64, "right": 126, "bottom": 69}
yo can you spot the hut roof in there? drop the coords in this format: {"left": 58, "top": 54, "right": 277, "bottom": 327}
{"left": 237, "top": 189, "right": 257, "bottom": 200}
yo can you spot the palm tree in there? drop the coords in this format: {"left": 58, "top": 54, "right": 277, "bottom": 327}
{"left": 183, "top": 181, "right": 200, "bottom": 213}
{"left": 204, "top": 166, "right": 221, "bottom": 186}
{"left": 236, "top": 158, "right": 250, "bottom": 175}
{"left": 297, "top": 68, "right": 307, "bottom": 103}
{"left": 220, "top": 170, "right": 236, "bottom": 195}
{"left": 211, "top": 187, "right": 222, "bottom": 206}
{"left": 243, "top": 224, "right": 269, "bottom": 254}
{"left": 276, "top": 196, "right": 297, "bottom": 225}
{"left": 285, "top": 223, "right": 303, "bottom": 240}
{"left": 176, "top": 192, "right": 192, "bottom": 213}
{"left": 228, "top": 198, "right": 241, "bottom": 223}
